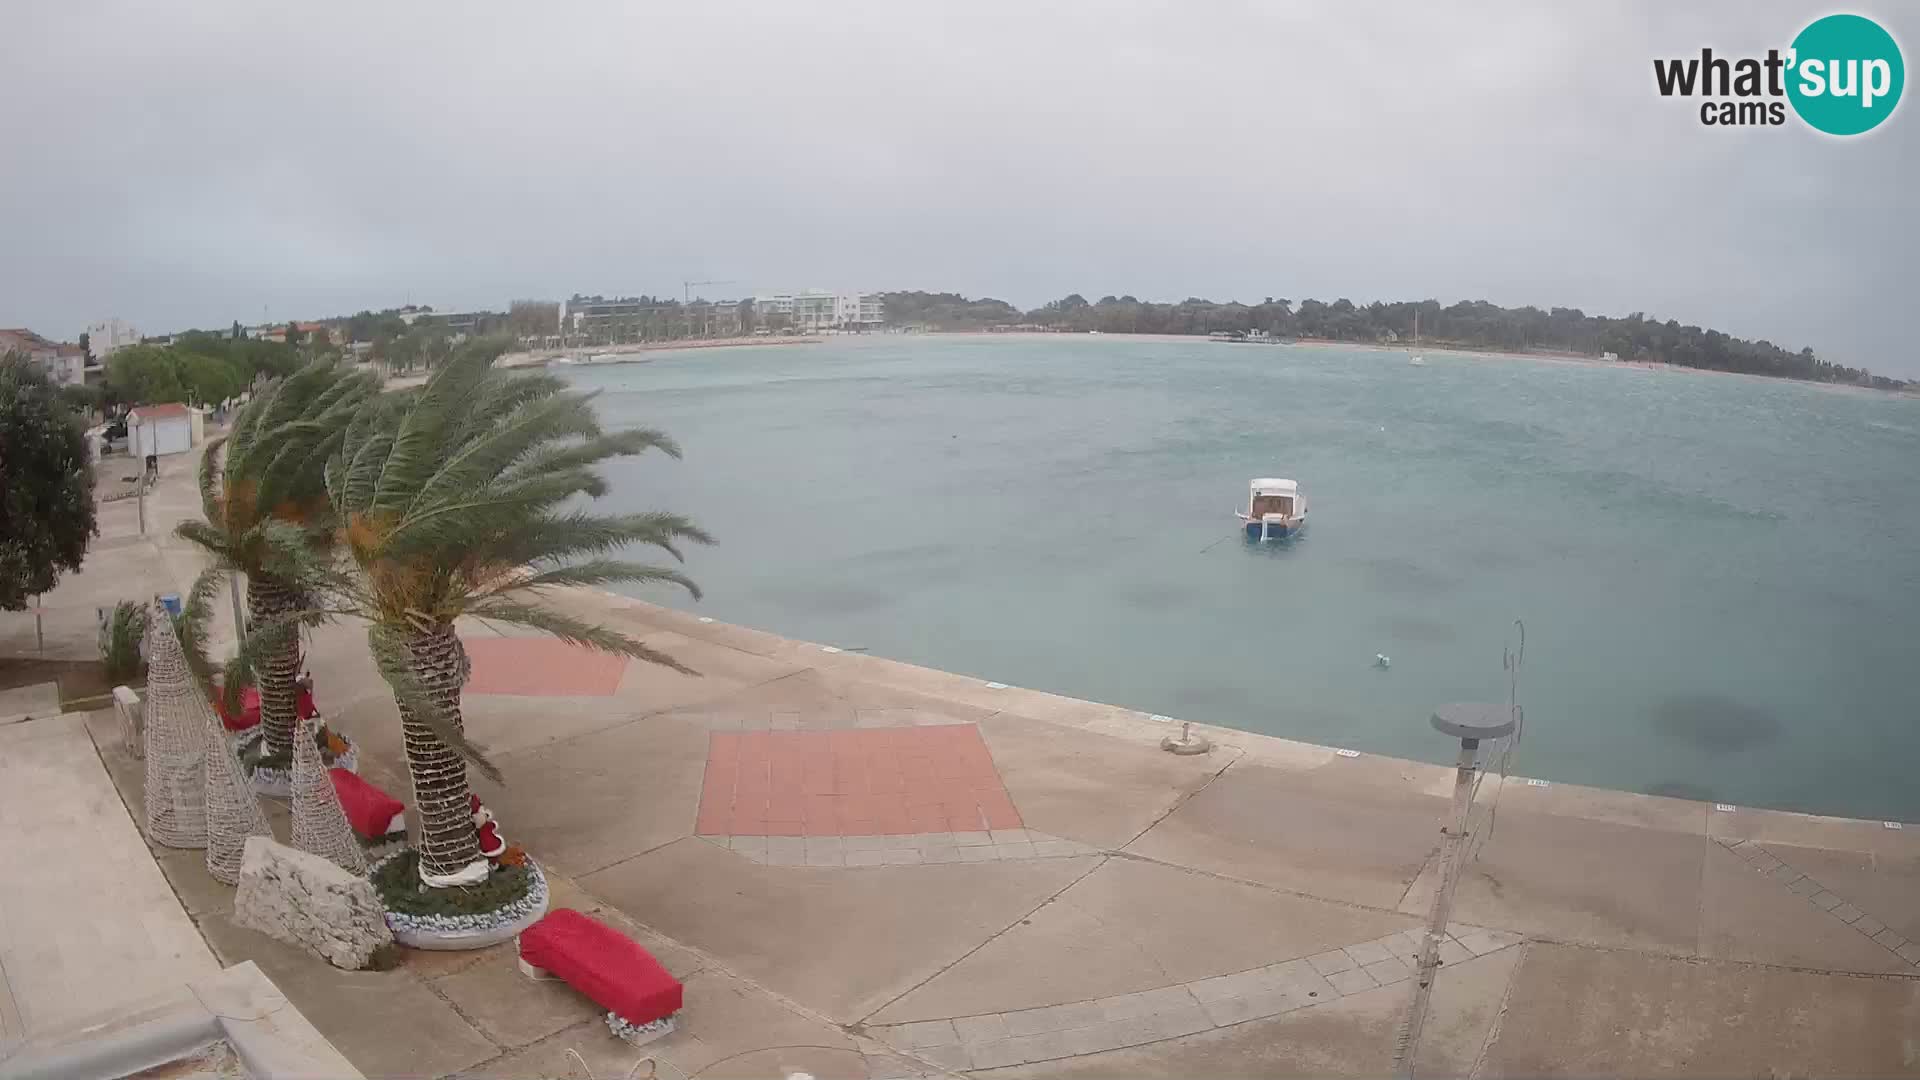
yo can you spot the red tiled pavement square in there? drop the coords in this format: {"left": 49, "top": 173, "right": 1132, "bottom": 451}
{"left": 463, "top": 637, "right": 630, "bottom": 696}
{"left": 695, "top": 724, "right": 1022, "bottom": 837}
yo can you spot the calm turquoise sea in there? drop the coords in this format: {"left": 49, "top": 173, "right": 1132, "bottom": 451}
{"left": 575, "top": 335, "right": 1920, "bottom": 822}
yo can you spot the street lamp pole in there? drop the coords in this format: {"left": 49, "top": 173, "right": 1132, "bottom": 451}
{"left": 1393, "top": 703, "right": 1516, "bottom": 1078}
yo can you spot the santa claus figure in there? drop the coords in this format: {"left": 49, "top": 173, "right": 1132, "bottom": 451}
{"left": 469, "top": 793, "right": 508, "bottom": 860}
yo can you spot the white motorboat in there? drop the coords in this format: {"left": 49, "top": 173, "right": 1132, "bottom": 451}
{"left": 1236, "top": 478, "right": 1309, "bottom": 540}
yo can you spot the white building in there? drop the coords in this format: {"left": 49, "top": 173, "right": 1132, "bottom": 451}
{"left": 84, "top": 318, "right": 140, "bottom": 359}
{"left": 128, "top": 403, "right": 199, "bottom": 458}
{"left": 0, "top": 327, "right": 86, "bottom": 384}
{"left": 753, "top": 290, "right": 885, "bottom": 332}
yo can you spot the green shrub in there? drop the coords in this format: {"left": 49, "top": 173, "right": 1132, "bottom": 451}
{"left": 99, "top": 600, "right": 149, "bottom": 683}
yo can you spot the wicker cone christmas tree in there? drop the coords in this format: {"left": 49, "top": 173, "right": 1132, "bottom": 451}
{"left": 142, "top": 604, "right": 208, "bottom": 849}
{"left": 204, "top": 706, "right": 274, "bottom": 884}
{"left": 290, "top": 714, "right": 367, "bottom": 875}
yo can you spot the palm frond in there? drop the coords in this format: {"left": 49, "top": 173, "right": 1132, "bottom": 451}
{"left": 174, "top": 519, "right": 238, "bottom": 563}
{"left": 339, "top": 430, "right": 396, "bottom": 516}
{"left": 464, "top": 597, "right": 698, "bottom": 676}
{"left": 366, "top": 624, "right": 503, "bottom": 783}
{"left": 369, "top": 350, "right": 496, "bottom": 514}
{"left": 492, "top": 511, "right": 716, "bottom": 567}
{"left": 501, "top": 428, "right": 682, "bottom": 485}
{"left": 174, "top": 565, "right": 228, "bottom": 691}
{"left": 485, "top": 559, "right": 700, "bottom": 598}
{"left": 224, "top": 375, "right": 280, "bottom": 470}
{"left": 404, "top": 391, "right": 599, "bottom": 517}
{"left": 458, "top": 371, "right": 571, "bottom": 434}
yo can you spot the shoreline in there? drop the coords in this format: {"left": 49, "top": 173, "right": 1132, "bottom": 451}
{"left": 498, "top": 335, "right": 825, "bottom": 369}
{"left": 928, "top": 330, "right": 1915, "bottom": 398}
{"left": 582, "top": 589, "right": 1915, "bottom": 844}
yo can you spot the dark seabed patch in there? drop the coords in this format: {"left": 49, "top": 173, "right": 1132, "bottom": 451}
{"left": 1376, "top": 615, "right": 1458, "bottom": 644}
{"left": 1650, "top": 694, "right": 1782, "bottom": 753}
{"left": 1644, "top": 780, "right": 1717, "bottom": 803}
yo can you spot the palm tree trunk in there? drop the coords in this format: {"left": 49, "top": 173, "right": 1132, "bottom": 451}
{"left": 247, "top": 575, "right": 302, "bottom": 759}
{"left": 400, "top": 623, "right": 481, "bottom": 883}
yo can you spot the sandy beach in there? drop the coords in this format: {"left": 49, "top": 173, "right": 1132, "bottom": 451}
{"left": 498, "top": 335, "right": 825, "bottom": 369}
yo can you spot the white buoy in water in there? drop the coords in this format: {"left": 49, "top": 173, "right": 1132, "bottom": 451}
{"left": 1375, "top": 653, "right": 1391, "bottom": 669}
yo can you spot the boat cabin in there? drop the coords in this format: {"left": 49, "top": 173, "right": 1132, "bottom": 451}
{"left": 1237, "top": 478, "right": 1308, "bottom": 540}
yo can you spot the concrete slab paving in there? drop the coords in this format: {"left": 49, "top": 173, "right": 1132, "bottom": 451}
{"left": 196, "top": 912, "right": 499, "bottom": 1078}
{"left": 1697, "top": 841, "right": 1909, "bottom": 973}
{"left": 872, "top": 856, "right": 1416, "bottom": 1024}
{"left": 1479, "top": 941, "right": 1920, "bottom": 1077}
{"left": 472, "top": 710, "right": 712, "bottom": 876}
{"left": 976, "top": 712, "right": 1230, "bottom": 851}
{"left": 1758, "top": 842, "right": 1920, "bottom": 943}
{"left": 1707, "top": 802, "right": 1920, "bottom": 859}
{"left": 463, "top": 968, "right": 862, "bottom": 1080}
{"left": 0, "top": 682, "right": 61, "bottom": 722}
{"left": 581, "top": 835, "right": 1098, "bottom": 1023}
{"left": 669, "top": 666, "right": 857, "bottom": 730}
{"left": 1123, "top": 760, "right": 1447, "bottom": 909}
{"left": 1481, "top": 774, "right": 1710, "bottom": 835}
{"left": 974, "top": 946, "right": 1521, "bottom": 1079}
{"left": 0, "top": 714, "right": 220, "bottom": 1045}
{"left": 1451, "top": 807, "right": 1708, "bottom": 952}
{"left": 430, "top": 948, "right": 606, "bottom": 1049}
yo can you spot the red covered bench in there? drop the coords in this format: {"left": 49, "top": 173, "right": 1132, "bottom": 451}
{"left": 517, "top": 909, "right": 683, "bottom": 1044}
{"left": 328, "top": 768, "right": 406, "bottom": 839}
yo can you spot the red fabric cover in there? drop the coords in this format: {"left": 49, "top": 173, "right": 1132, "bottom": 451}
{"left": 214, "top": 687, "right": 261, "bottom": 732}
{"left": 298, "top": 687, "right": 319, "bottom": 720}
{"left": 519, "top": 909, "right": 683, "bottom": 1025}
{"left": 328, "top": 768, "right": 404, "bottom": 838}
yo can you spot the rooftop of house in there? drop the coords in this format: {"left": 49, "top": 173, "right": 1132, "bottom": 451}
{"left": 129, "top": 402, "right": 193, "bottom": 420}
{"left": 0, "top": 328, "right": 66, "bottom": 354}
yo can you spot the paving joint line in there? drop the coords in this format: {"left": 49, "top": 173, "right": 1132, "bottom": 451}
{"left": 1466, "top": 940, "right": 1527, "bottom": 1080}
{"left": 1117, "top": 747, "right": 1244, "bottom": 852}
{"left": 572, "top": 834, "right": 702, "bottom": 879}
{"left": 868, "top": 926, "right": 1526, "bottom": 1070}
{"left": 494, "top": 664, "right": 818, "bottom": 763}
{"left": 1715, "top": 835, "right": 1920, "bottom": 968}
{"left": 855, "top": 854, "right": 1112, "bottom": 1028}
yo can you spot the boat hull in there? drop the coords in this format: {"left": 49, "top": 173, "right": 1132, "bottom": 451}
{"left": 1244, "top": 520, "right": 1303, "bottom": 540}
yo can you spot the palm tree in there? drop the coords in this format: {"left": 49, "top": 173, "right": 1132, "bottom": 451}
{"left": 323, "top": 350, "right": 711, "bottom": 887}
{"left": 175, "top": 359, "right": 378, "bottom": 765}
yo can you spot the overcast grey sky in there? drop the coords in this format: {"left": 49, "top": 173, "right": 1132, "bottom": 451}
{"left": 3, "top": 2, "right": 1914, "bottom": 374}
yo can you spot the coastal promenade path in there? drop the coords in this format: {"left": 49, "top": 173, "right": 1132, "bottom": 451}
{"left": 288, "top": 588, "right": 1920, "bottom": 1077}
{"left": 10, "top": 445, "right": 1920, "bottom": 1077}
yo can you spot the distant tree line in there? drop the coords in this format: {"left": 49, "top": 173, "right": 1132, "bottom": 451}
{"left": 104, "top": 331, "right": 309, "bottom": 408}
{"left": 881, "top": 291, "right": 1900, "bottom": 389}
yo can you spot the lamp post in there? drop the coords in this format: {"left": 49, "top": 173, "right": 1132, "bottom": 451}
{"left": 1394, "top": 703, "right": 1516, "bottom": 1078}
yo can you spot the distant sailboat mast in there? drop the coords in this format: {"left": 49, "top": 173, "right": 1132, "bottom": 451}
{"left": 1410, "top": 310, "right": 1425, "bottom": 365}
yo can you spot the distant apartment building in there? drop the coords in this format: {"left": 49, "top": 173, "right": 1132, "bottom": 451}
{"left": 85, "top": 318, "right": 140, "bottom": 359}
{"left": 560, "top": 295, "right": 654, "bottom": 337}
{"left": 753, "top": 290, "right": 884, "bottom": 331}
{"left": 0, "top": 327, "right": 88, "bottom": 384}
{"left": 248, "top": 321, "right": 340, "bottom": 345}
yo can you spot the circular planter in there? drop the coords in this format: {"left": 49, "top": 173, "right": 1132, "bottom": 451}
{"left": 234, "top": 727, "right": 358, "bottom": 798}
{"left": 372, "top": 852, "right": 550, "bottom": 951}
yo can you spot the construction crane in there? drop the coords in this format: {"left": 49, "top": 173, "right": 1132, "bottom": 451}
{"left": 683, "top": 279, "right": 739, "bottom": 304}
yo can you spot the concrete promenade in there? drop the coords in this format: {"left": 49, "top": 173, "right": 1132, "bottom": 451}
{"left": 3, "top": 438, "right": 1918, "bottom": 1077}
